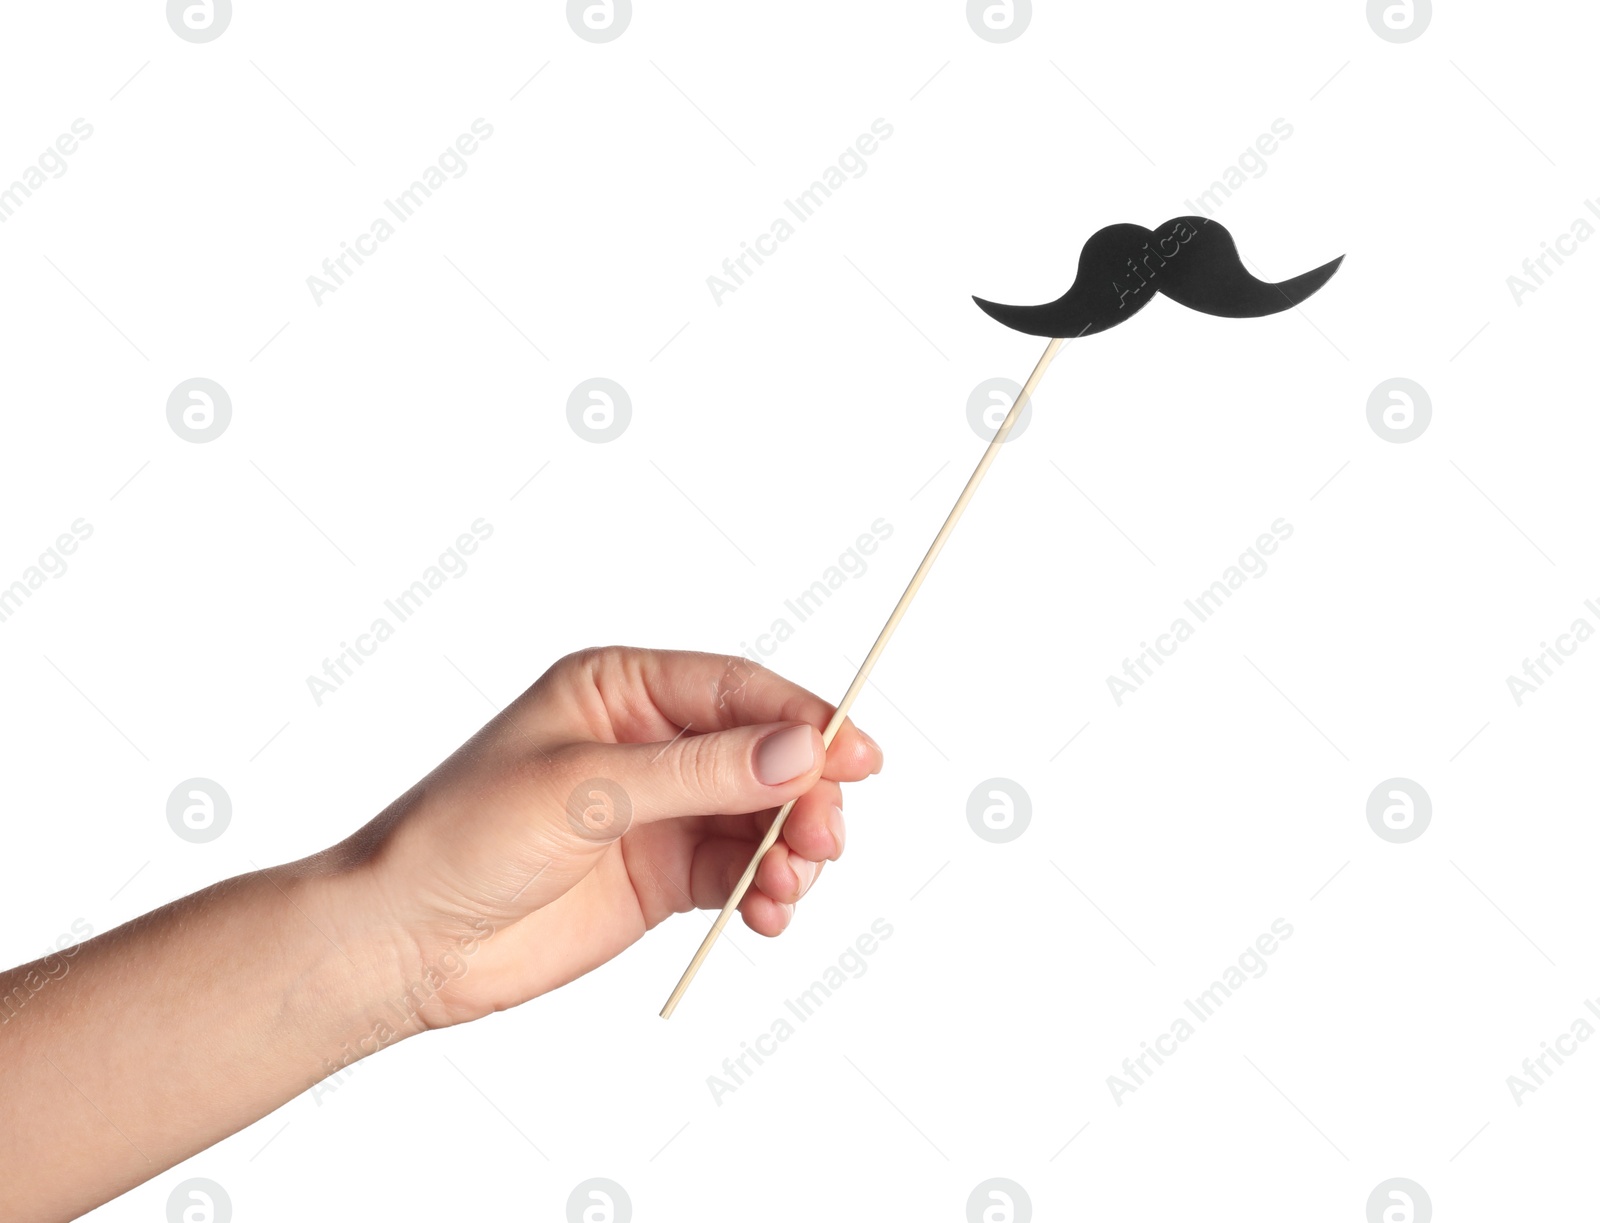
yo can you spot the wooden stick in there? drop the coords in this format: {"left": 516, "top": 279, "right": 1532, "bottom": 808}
{"left": 659, "top": 334, "right": 1068, "bottom": 1018}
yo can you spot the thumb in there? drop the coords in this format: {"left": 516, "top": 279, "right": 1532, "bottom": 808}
{"left": 555, "top": 722, "right": 824, "bottom": 839}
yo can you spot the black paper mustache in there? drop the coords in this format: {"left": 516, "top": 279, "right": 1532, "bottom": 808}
{"left": 973, "top": 216, "right": 1343, "bottom": 338}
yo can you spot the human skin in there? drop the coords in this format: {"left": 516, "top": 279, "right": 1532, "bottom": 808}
{"left": 0, "top": 647, "right": 882, "bottom": 1222}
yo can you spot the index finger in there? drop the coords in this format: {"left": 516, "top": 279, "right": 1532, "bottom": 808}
{"left": 563, "top": 648, "right": 883, "bottom": 779}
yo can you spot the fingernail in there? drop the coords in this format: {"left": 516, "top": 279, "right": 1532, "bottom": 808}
{"left": 858, "top": 727, "right": 883, "bottom": 772}
{"left": 828, "top": 804, "right": 846, "bottom": 859}
{"left": 754, "top": 724, "right": 818, "bottom": 786}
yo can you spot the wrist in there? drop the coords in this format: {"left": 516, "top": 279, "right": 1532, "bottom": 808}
{"left": 266, "top": 853, "right": 433, "bottom": 1080}
{"left": 290, "top": 834, "right": 506, "bottom": 1040}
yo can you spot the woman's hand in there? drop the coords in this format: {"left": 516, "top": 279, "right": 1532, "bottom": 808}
{"left": 0, "top": 646, "right": 881, "bottom": 1221}
{"left": 343, "top": 647, "right": 883, "bottom": 1030}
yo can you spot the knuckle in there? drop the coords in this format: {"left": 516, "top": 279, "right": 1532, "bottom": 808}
{"left": 541, "top": 743, "right": 634, "bottom": 841}
{"left": 672, "top": 731, "right": 730, "bottom": 800}
{"left": 538, "top": 742, "right": 600, "bottom": 808}
{"left": 552, "top": 645, "right": 611, "bottom": 678}
{"left": 711, "top": 653, "right": 766, "bottom": 714}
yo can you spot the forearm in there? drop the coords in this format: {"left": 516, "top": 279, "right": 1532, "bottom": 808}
{"left": 0, "top": 856, "right": 409, "bottom": 1222}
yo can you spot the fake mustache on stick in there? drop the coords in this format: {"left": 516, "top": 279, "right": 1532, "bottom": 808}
{"left": 661, "top": 215, "right": 1344, "bottom": 1018}
{"left": 972, "top": 216, "right": 1344, "bottom": 337}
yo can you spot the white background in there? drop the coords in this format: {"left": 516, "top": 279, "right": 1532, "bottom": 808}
{"left": 1, "top": 1, "right": 1595, "bottom": 1219}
